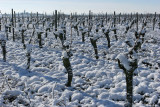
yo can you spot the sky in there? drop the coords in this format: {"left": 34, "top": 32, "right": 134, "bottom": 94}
{"left": 0, "top": 0, "right": 159, "bottom": 14}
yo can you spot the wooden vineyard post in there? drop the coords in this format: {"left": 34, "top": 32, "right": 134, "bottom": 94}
{"left": 55, "top": 10, "right": 57, "bottom": 31}
{"left": 153, "top": 12, "right": 156, "bottom": 31}
{"left": 37, "top": 32, "right": 43, "bottom": 48}
{"left": 37, "top": 12, "right": 39, "bottom": 22}
{"left": 159, "top": 14, "right": 160, "bottom": 29}
{"left": 136, "top": 12, "right": 138, "bottom": 31}
{"left": 18, "top": 12, "right": 19, "bottom": 23}
{"left": 5, "top": 13, "right": 7, "bottom": 24}
{"left": 113, "top": 11, "right": 118, "bottom": 41}
{"left": 54, "top": 10, "right": 58, "bottom": 39}
{"left": 75, "top": 12, "right": 77, "bottom": 22}
{"left": 0, "top": 10, "right": 1, "bottom": 31}
{"left": 134, "top": 13, "right": 139, "bottom": 39}
{"left": 12, "top": 9, "right": 15, "bottom": 42}
{"left": 119, "top": 13, "right": 121, "bottom": 24}
{"left": 52, "top": 11, "right": 54, "bottom": 28}
{"left": 14, "top": 11, "right": 16, "bottom": 27}
{"left": 27, "top": 13, "right": 29, "bottom": 22}
{"left": 21, "top": 28, "right": 26, "bottom": 49}
{"left": 114, "top": 11, "right": 116, "bottom": 28}
{"left": 58, "top": 11, "right": 60, "bottom": 26}
{"left": 88, "top": 10, "right": 92, "bottom": 37}
{"left": 106, "top": 12, "right": 107, "bottom": 24}
{"left": 141, "top": 13, "right": 143, "bottom": 21}
{"left": 42, "top": 13, "right": 44, "bottom": 20}
{"left": 131, "top": 13, "right": 132, "bottom": 21}
{"left": 30, "top": 12, "right": 32, "bottom": 22}
{"left": 22, "top": 13, "right": 24, "bottom": 23}
{"left": 70, "top": 13, "right": 72, "bottom": 46}
{"left": 89, "top": 10, "right": 91, "bottom": 26}
{"left": 0, "top": 18, "right": 1, "bottom": 31}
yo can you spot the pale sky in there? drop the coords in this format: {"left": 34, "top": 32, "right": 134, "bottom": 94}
{"left": 0, "top": 0, "right": 159, "bottom": 14}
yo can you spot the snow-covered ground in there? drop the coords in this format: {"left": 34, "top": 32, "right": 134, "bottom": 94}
{"left": 0, "top": 16, "right": 160, "bottom": 107}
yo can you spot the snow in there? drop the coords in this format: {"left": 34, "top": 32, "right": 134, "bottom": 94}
{"left": 72, "top": 92, "right": 83, "bottom": 102}
{"left": 95, "top": 80, "right": 112, "bottom": 88}
{"left": 149, "top": 95, "right": 158, "bottom": 105}
{"left": 139, "top": 70, "right": 150, "bottom": 77}
{"left": 62, "top": 50, "right": 68, "bottom": 58}
{"left": 156, "top": 86, "right": 160, "bottom": 93}
{"left": 38, "top": 84, "right": 55, "bottom": 93}
{"left": 0, "top": 32, "right": 6, "bottom": 40}
{"left": 26, "top": 44, "right": 32, "bottom": 52}
{"left": 0, "top": 14, "right": 2, "bottom": 18}
{"left": 98, "top": 92, "right": 109, "bottom": 99}
{"left": 85, "top": 70, "right": 96, "bottom": 79}
{"left": 3, "top": 90, "right": 22, "bottom": 97}
{"left": 141, "top": 29, "right": 146, "bottom": 34}
{"left": 36, "top": 28, "right": 44, "bottom": 33}
{"left": 134, "top": 82, "right": 153, "bottom": 94}
{"left": 27, "top": 76, "right": 41, "bottom": 84}
{"left": 90, "top": 32, "right": 100, "bottom": 41}
{"left": 0, "top": 13, "right": 160, "bottom": 107}
{"left": 31, "top": 67, "right": 50, "bottom": 72}
{"left": 64, "top": 41, "right": 69, "bottom": 46}
{"left": 57, "top": 28, "right": 64, "bottom": 34}
{"left": 116, "top": 53, "right": 131, "bottom": 70}
{"left": 109, "top": 92, "right": 126, "bottom": 101}
{"left": 60, "top": 89, "right": 73, "bottom": 100}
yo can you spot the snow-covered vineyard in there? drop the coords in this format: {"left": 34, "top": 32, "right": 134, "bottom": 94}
{"left": 0, "top": 11, "right": 160, "bottom": 107}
